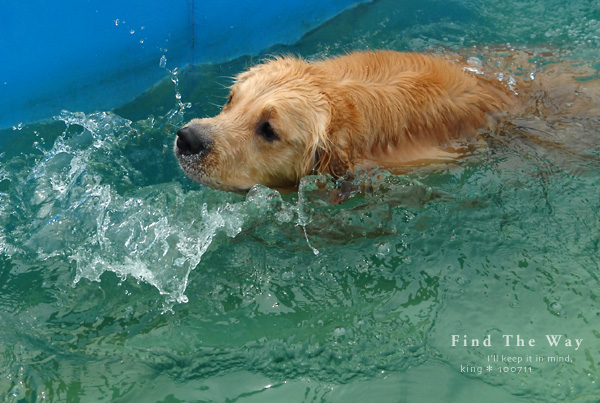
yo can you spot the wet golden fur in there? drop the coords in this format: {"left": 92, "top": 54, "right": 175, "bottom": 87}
{"left": 174, "top": 50, "right": 597, "bottom": 192}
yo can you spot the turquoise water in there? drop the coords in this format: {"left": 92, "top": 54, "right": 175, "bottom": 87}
{"left": 2, "top": 0, "right": 600, "bottom": 401}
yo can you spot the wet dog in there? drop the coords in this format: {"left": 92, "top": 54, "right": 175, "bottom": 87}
{"left": 174, "top": 50, "right": 599, "bottom": 192}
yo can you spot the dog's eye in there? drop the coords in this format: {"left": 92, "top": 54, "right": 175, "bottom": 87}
{"left": 257, "top": 121, "right": 280, "bottom": 142}
{"left": 225, "top": 94, "right": 233, "bottom": 107}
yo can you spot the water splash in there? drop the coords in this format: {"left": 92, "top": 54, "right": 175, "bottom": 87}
{"left": 0, "top": 111, "right": 330, "bottom": 308}
{"left": 0, "top": 163, "right": 12, "bottom": 256}
{"left": 159, "top": 56, "right": 192, "bottom": 119}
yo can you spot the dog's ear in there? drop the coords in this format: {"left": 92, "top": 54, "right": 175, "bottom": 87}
{"left": 299, "top": 102, "right": 352, "bottom": 178}
{"left": 311, "top": 135, "right": 352, "bottom": 178}
{"left": 309, "top": 90, "right": 362, "bottom": 178}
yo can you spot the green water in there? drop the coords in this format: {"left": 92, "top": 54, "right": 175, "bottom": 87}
{"left": 2, "top": 0, "right": 600, "bottom": 401}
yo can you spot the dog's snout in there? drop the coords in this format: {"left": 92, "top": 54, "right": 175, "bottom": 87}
{"left": 176, "top": 126, "right": 209, "bottom": 156}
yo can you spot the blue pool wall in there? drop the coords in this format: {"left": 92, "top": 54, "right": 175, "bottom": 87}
{"left": 1, "top": 0, "right": 369, "bottom": 130}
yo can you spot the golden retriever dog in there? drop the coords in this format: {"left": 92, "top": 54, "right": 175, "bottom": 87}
{"left": 174, "top": 50, "right": 598, "bottom": 192}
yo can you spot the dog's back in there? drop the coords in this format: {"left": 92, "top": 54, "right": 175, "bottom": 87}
{"left": 311, "top": 51, "right": 515, "bottom": 170}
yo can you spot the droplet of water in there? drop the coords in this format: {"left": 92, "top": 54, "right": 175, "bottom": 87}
{"left": 159, "top": 55, "right": 167, "bottom": 68}
{"left": 114, "top": 19, "right": 120, "bottom": 26}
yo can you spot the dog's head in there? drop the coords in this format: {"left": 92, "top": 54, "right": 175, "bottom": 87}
{"left": 174, "top": 57, "right": 343, "bottom": 192}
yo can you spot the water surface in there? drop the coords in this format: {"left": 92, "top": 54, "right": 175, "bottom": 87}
{"left": 1, "top": 0, "right": 599, "bottom": 401}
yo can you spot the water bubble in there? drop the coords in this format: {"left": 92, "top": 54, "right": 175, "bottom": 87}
{"left": 129, "top": 29, "right": 135, "bottom": 35}
{"left": 114, "top": 19, "right": 120, "bottom": 26}
{"left": 549, "top": 301, "right": 565, "bottom": 316}
{"left": 463, "top": 57, "right": 484, "bottom": 75}
{"left": 12, "top": 123, "right": 23, "bottom": 131}
{"left": 333, "top": 327, "right": 346, "bottom": 338}
{"left": 467, "top": 56, "right": 482, "bottom": 66}
{"left": 376, "top": 242, "right": 391, "bottom": 257}
{"left": 507, "top": 75, "right": 517, "bottom": 92}
{"left": 276, "top": 209, "right": 293, "bottom": 223}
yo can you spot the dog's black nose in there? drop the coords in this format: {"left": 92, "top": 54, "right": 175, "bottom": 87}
{"left": 176, "top": 126, "right": 208, "bottom": 156}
